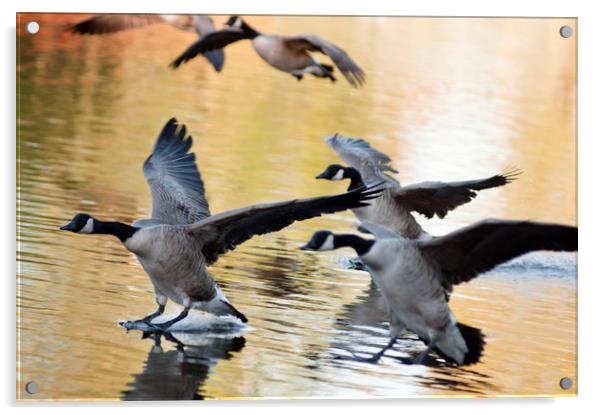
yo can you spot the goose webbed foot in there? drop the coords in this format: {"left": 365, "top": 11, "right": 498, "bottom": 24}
{"left": 135, "top": 303, "right": 166, "bottom": 325}
{"left": 293, "top": 74, "right": 303, "bottom": 81}
{"left": 148, "top": 307, "right": 190, "bottom": 331}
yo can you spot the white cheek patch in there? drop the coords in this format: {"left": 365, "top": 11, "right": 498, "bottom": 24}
{"left": 318, "top": 234, "right": 335, "bottom": 251}
{"left": 234, "top": 17, "right": 242, "bottom": 27}
{"left": 332, "top": 169, "right": 345, "bottom": 180}
{"left": 79, "top": 218, "right": 94, "bottom": 234}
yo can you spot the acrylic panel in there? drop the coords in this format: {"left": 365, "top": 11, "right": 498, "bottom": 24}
{"left": 16, "top": 13, "right": 577, "bottom": 401}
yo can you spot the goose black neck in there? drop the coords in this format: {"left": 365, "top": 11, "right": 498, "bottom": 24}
{"left": 344, "top": 167, "right": 365, "bottom": 191}
{"left": 240, "top": 20, "right": 259, "bottom": 39}
{"left": 335, "top": 234, "right": 375, "bottom": 256}
{"left": 94, "top": 220, "right": 139, "bottom": 242}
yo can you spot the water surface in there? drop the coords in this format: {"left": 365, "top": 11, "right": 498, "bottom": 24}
{"left": 17, "top": 14, "right": 576, "bottom": 400}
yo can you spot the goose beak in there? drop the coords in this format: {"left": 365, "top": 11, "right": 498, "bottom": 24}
{"left": 60, "top": 221, "right": 76, "bottom": 231}
{"left": 299, "top": 243, "right": 312, "bottom": 250}
{"left": 315, "top": 172, "right": 328, "bottom": 180}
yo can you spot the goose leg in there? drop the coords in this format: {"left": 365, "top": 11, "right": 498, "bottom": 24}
{"left": 352, "top": 337, "right": 397, "bottom": 363}
{"left": 149, "top": 306, "right": 190, "bottom": 331}
{"left": 140, "top": 303, "right": 166, "bottom": 324}
{"left": 413, "top": 335, "right": 439, "bottom": 365}
{"left": 135, "top": 294, "right": 167, "bottom": 324}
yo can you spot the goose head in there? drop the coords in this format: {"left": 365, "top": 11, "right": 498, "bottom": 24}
{"left": 60, "top": 213, "right": 96, "bottom": 234}
{"left": 316, "top": 165, "right": 365, "bottom": 191}
{"left": 316, "top": 164, "right": 347, "bottom": 181}
{"left": 224, "top": 16, "right": 259, "bottom": 38}
{"left": 300, "top": 231, "right": 336, "bottom": 251}
{"left": 225, "top": 15, "right": 243, "bottom": 28}
{"left": 301, "top": 230, "right": 375, "bottom": 256}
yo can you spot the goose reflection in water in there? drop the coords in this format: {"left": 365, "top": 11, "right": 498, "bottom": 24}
{"left": 121, "top": 332, "right": 246, "bottom": 401}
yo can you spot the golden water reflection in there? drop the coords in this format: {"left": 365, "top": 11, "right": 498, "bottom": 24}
{"left": 17, "top": 14, "right": 576, "bottom": 400}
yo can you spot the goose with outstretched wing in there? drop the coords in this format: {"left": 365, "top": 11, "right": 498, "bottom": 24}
{"left": 60, "top": 118, "right": 383, "bottom": 330}
{"left": 170, "top": 16, "right": 365, "bottom": 87}
{"left": 316, "top": 134, "right": 521, "bottom": 239}
{"left": 301, "top": 219, "right": 577, "bottom": 365}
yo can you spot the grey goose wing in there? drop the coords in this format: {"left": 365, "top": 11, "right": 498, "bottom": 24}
{"left": 190, "top": 15, "right": 225, "bottom": 72}
{"left": 187, "top": 184, "right": 384, "bottom": 264}
{"left": 67, "top": 14, "right": 164, "bottom": 35}
{"left": 419, "top": 219, "right": 577, "bottom": 291}
{"left": 142, "top": 118, "right": 211, "bottom": 225}
{"left": 284, "top": 35, "right": 366, "bottom": 87}
{"left": 393, "top": 169, "right": 521, "bottom": 219}
{"left": 325, "top": 134, "right": 399, "bottom": 186}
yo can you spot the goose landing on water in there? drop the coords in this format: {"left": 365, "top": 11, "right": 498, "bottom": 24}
{"left": 317, "top": 134, "right": 521, "bottom": 240}
{"left": 170, "top": 16, "right": 365, "bottom": 88}
{"left": 67, "top": 14, "right": 225, "bottom": 72}
{"left": 301, "top": 219, "right": 577, "bottom": 365}
{"left": 60, "top": 118, "right": 383, "bottom": 331}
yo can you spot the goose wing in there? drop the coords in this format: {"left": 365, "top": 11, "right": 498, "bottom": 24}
{"left": 190, "top": 15, "right": 225, "bottom": 72}
{"left": 325, "top": 134, "right": 399, "bottom": 186}
{"left": 142, "top": 118, "right": 211, "bottom": 225}
{"left": 419, "top": 219, "right": 577, "bottom": 291}
{"left": 393, "top": 169, "right": 521, "bottom": 219}
{"left": 284, "top": 35, "right": 365, "bottom": 87}
{"left": 170, "top": 27, "right": 248, "bottom": 69}
{"left": 188, "top": 185, "right": 384, "bottom": 264}
{"left": 67, "top": 14, "right": 164, "bottom": 35}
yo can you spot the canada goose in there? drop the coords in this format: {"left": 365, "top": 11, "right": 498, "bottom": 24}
{"left": 301, "top": 219, "right": 577, "bottom": 365}
{"left": 317, "top": 134, "right": 521, "bottom": 240}
{"left": 170, "top": 16, "right": 365, "bottom": 87}
{"left": 60, "top": 118, "right": 382, "bottom": 330}
{"left": 67, "top": 14, "right": 225, "bottom": 72}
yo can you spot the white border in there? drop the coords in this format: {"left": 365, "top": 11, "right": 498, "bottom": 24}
{"left": 3, "top": 0, "right": 601, "bottom": 414}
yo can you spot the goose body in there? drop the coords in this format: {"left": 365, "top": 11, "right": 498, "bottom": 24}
{"left": 171, "top": 16, "right": 365, "bottom": 87}
{"left": 124, "top": 225, "right": 231, "bottom": 316}
{"left": 352, "top": 190, "right": 427, "bottom": 240}
{"left": 360, "top": 236, "right": 467, "bottom": 363}
{"left": 317, "top": 134, "right": 521, "bottom": 240}
{"left": 302, "top": 219, "right": 578, "bottom": 365}
{"left": 60, "top": 118, "right": 382, "bottom": 329}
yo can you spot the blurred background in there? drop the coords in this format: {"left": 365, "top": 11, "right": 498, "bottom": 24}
{"left": 17, "top": 14, "right": 576, "bottom": 400}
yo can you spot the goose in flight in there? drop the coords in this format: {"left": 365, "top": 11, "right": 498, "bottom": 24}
{"left": 67, "top": 14, "right": 225, "bottom": 72}
{"left": 60, "top": 118, "right": 382, "bottom": 330}
{"left": 316, "top": 134, "right": 521, "bottom": 240}
{"left": 170, "top": 16, "right": 366, "bottom": 87}
{"left": 301, "top": 219, "right": 577, "bottom": 365}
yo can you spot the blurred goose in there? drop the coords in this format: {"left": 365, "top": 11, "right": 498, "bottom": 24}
{"left": 317, "top": 134, "right": 521, "bottom": 239}
{"left": 301, "top": 220, "right": 578, "bottom": 365}
{"left": 67, "top": 14, "right": 225, "bottom": 72}
{"left": 60, "top": 118, "right": 382, "bottom": 330}
{"left": 170, "top": 16, "right": 365, "bottom": 87}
